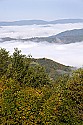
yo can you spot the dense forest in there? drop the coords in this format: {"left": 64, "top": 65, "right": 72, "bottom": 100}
{"left": 0, "top": 48, "right": 83, "bottom": 125}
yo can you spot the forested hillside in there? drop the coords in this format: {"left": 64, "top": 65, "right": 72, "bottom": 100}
{"left": 54, "top": 28, "right": 83, "bottom": 44}
{"left": 22, "top": 28, "right": 83, "bottom": 44}
{"left": 32, "top": 58, "right": 72, "bottom": 80}
{"left": 0, "top": 48, "right": 83, "bottom": 125}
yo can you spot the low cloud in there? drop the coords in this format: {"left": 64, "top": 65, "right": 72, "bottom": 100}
{"left": 0, "top": 41, "right": 83, "bottom": 67}
{"left": 0, "top": 24, "right": 83, "bottom": 67}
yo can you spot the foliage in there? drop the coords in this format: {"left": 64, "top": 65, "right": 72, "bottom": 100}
{"left": 0, "top": 48, "right": 83, "bottom": 124}
{"left": 0, "top": 48, "right": 10, "bottom": 76}
{"left": 33, "top": 58, "right": 72, "bottom": 80}
{"left": 56, "top": 69, "right": 83, "bottom": 124}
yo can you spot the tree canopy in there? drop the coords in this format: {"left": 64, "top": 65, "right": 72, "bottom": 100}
{"left": 0, "top": 48, "right": 83, "bottom": 125}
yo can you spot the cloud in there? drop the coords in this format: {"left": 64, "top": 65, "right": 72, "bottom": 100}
{"left": 0, "top": 41, "right": 83, "bottom": 67}
{"left": 0, "top": 23, "right": 83, "bottom": 67}
{"left": 0, "top": 23, "right": 83, "bottom": 39}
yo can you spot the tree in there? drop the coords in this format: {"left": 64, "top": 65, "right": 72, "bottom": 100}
{"left": 57, "top": 69, "right": 83, "bottom": 124}
{"left": 24, "top": 65, "right": 50, "bottom": 88}
{"left": 7, "top": 48, "right": 31, "bottom": 84}
{"left": 0, "top": 48, "right": 10, "bottom": 77}
{"left": 67, "top": 69, "right": 83, "bottom": 122}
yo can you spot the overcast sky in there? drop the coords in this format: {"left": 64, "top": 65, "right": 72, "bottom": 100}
{"left": 0, "top": 0, "right": 83, "bottom": 21}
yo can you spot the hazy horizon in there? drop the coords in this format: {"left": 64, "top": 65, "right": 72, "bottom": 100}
{"left": 0, "top": 18, "right": 83, "bottom": 22}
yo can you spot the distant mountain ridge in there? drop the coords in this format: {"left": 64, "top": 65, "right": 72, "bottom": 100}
{"left": 49, "top": 28, "right": 83, "bottom": 44}
{"left": 0, "top": 19, "right": 83, "bottom": 26}
{"left": 0, "top": 28, "right": 83, "bottom": 44}
{"left": 20, "top": 28, "right": 83, "bottom": 44}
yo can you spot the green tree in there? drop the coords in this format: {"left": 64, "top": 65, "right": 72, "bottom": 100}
{"left": 0, "top": 48, "right": 10, "bottom": 77}
{"left": 67, "top": 69, "right": 83, "bottom": 122}
{"left": 24, "top": 65, "right": 50, "bottom": 88}
{"left": 7, "top": 48, "right": 31, "bottom": 83}
{"left": 57, "top": 69, "right": 83, "bottom": 124}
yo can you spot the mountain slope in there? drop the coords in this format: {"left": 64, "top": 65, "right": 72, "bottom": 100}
{"left": 49, "top": 28, "right": 83, "bottom": 44}
{"left": 31, "top": 58, "right": 73, "bottom": 80}
{"left": 22, "top": 28, "right": 83, "bottom": 44}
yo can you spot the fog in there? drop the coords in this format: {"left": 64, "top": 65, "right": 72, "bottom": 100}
{"left": 0, "top": 23, "right": 83, "bottom": 67}
{"left": 0, "top": 41, "right": 83, "bottom": 67}
{"left": 0, "top": 23, "right": 83, "bottom": 39}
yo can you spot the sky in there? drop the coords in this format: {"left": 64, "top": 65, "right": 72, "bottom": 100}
{"left": 0, "top": 0, "right": 83, "bottom": 21}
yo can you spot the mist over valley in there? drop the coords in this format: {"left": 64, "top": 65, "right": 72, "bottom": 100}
{"left": 0, "top": 22, "right": 83, "bottom": 67}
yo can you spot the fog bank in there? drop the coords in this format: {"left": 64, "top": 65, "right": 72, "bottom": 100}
{"left": 0, "top": 23, "right": 83, "bottom": 39}
{"left": 0, "top": 41, "right": 83, "bottom": 67}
